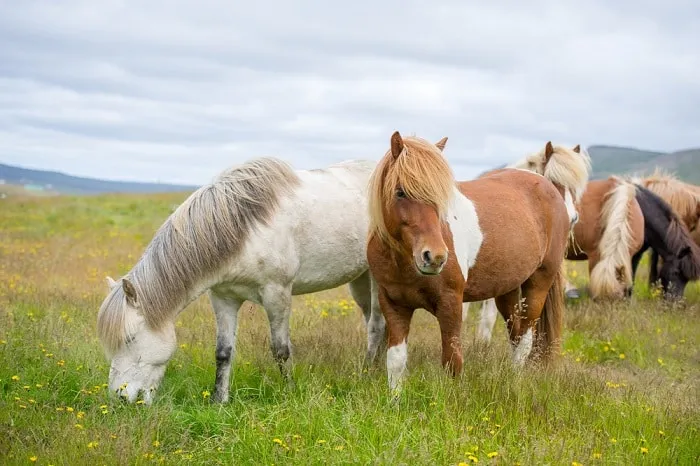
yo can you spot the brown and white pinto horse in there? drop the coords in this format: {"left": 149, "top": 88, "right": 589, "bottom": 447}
{"left": 366, "top": 132, "right": 579, "bottom": 392}
{"left": 565, "top": 177, "right": 646, "bottom": 299}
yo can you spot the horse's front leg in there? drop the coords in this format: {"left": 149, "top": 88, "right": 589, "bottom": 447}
{"left": 379, "top": 290, "right": 414, "bottom": 394}
{"left": 436, "top": 294, "right": 464, "bottom": 377}
{"left": 208, "top": 292, "right": 242, "bottom": 404}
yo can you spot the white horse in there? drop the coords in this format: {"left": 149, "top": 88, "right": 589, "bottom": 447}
{"left": 97, "top": 157, "right": 386, "bottom": 404}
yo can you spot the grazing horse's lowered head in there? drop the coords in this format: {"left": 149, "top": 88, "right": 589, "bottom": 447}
{"left": 509, "top": 142, "right": 592, "bottom": 227}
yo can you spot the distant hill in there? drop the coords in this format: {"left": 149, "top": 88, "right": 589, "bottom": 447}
{"left": 586, "top": 146, "right": 700, "bottom": 185}
{"left": 0, "top": 163, "right": 199, "bottom": 195}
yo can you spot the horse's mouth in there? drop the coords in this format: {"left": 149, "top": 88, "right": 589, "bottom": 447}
{"left": 416, "top": 264, "right": 445, "bottom": 276}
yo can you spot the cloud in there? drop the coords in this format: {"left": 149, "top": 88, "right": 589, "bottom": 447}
{"left": 0, "top": 0, "right": 698, "bottom": 184}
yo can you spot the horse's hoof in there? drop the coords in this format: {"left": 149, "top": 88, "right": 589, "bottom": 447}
{"left": 565, "top": 289, "right": 580, "bottom": 299}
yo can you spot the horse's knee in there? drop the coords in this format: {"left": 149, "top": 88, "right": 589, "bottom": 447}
{"left": 216, "top": 344, "right": 233, "bottom": 363}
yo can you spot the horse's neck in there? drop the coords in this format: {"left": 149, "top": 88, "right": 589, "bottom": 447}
{"left": 645, "top": 216, "right": 675, "bottom": 259}
{"left": 132, "top": 257, "right": 218, "bottom": 319}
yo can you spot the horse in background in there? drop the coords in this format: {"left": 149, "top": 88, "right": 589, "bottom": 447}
{"left": 97, "top": 157, "right": 386, "bottom": 404}
{"left": 475, "top": 143, "right": 591, "bottom": 343}
{"left": 630, "top": 184, "right": 700, "bottom": 299}
{"left": 565, "top": 177, "right": 646, "bottom": 300}
{"left": 366, "top": 132, "right": 586, "bottom": 392}
{"left": 633, "top": 171, "right": 700, "bottom": 284}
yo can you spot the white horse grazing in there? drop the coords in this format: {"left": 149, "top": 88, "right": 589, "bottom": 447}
{"left": 97, "top": 157, "right": 386, "bottom": 404}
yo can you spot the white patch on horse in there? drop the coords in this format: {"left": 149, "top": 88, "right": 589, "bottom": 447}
{"left": 386, "top": 340, "right": 408, "bottom": 392}
{"left": 477, "top": 298, "right": 499, "bottom": 343}
{"left": 512, "top": 328, "right": 534, "bottom": 367}
{"left": 446, "top": 186, "right": 483, "bottom": 282}
{"left": 564, "top": 189, "right": 578, "bottom": 224}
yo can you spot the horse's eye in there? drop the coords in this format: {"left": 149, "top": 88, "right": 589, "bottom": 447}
{"left": 396, "top": 188, "right": 406, "bottom": 199}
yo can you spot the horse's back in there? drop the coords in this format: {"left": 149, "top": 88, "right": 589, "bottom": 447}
{"left": 218, "top": 160, "right": 375, "bottom": 299}
{"left": 458, "top": 169, "right": 569, "bottom": 300}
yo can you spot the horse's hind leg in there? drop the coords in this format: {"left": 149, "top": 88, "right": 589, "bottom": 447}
{"left": 349, "top": 271, "right": 386, "bottom": 365}
{"left": 261, "top": 283, "right": 295, "bottom": 387}
{"left": 209, "top": 292, "right": 242, "bottom": 404}
{"left": 494, "top": 288, "right": 533, "bottom": 367}
{"left": 476, "top": 298, "right": 498, "bottom": 344}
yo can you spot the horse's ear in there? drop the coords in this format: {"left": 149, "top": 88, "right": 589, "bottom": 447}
{"left": 678, "top": 246, "right": 691, "bottom": 259}
{"left": 122, "top": 278, "right": 138, "bottom": 305}
{"left": 573, "top": 144, "right": 581, "bottom": 153}
{"left": 544, "top": 141, "right": 554, "bottom": 163}
{"left": 435, "top": 137, "right": 448, "bottom": 152}
{"left": 106, "top": 276, "right": 117, "bottom": 290}
{"left": 390, "top": 131, "right": 404, "bottom": 159}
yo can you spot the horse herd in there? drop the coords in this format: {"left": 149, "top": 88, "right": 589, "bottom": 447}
{"left": 96, "top": 131, "right": 700, "bottom": 404}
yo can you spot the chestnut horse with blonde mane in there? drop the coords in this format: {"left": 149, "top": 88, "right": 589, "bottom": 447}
{"left": 366, "top": 132, "right": 586, "bottom": 392}
{"left": 565, "top": 177, "right": 646, "bottom": 299}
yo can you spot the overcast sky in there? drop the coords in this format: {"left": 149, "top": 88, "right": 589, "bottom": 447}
{"left": 1, "top": 1, "right": 698, "bottom": 185}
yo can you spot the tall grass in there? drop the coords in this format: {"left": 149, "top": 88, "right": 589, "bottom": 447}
{"left": 1, "top": 193, "right": 698, "bottom": 465}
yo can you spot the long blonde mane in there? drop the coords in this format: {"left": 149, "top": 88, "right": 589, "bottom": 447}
{"left": 589, "top": 177, "right": 637, "bottom": 299}
{"left": 97, "top": 157, "right": 300, "bottom": 355}
{"left": 368, "top": 135, "right": 455, "bottom": 249}
{"left": 635, "top": 169, "right": 700, "bottom": 229}
{"left": 511, "top": 143, "right": 592, "bottom": 202}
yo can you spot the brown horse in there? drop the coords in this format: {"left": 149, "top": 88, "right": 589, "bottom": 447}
{"left": 565, "top": 177, "right": 646, "bottom": 299}
{"left": 366, "top": 132, "right": 583, "bottom": 392}
{"left": 634, "top": 171, "right": 700, "bottom": 283}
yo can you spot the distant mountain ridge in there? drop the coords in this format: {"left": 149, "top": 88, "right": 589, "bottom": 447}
{"left": 0, "top": 163, "right": 199, "bottom": 195}
{"left": 586, "top": 145, "right": 700, "bottom": 185}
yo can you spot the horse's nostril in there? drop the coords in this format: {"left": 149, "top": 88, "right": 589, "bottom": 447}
{"left": 422, "top": 250, "right": 432, "bottom": 263}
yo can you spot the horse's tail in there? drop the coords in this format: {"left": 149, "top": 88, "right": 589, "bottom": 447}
{"left": 589, "top": 179, "right": 637, "bottom": 299}
{"left": 536, "top": 267, "right": 564, "bottom": 360}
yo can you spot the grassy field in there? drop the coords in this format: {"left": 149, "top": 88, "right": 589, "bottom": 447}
{"left": 1, "top": 192, "right": 699, "bottom": 465}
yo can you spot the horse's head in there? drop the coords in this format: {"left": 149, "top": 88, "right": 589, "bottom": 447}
{"left": 510, "top": 142, "right": 591, "bottom": 228}
{"left": 98, "top": 276, "right": 177, "bottom": 404}
{"left": 369, "top": 131, "right": 454, "bottom": 275}
{"left": 659, "top": 244, "right": 700, "bottom": 300}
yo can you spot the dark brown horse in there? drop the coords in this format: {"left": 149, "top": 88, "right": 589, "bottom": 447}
{"left": 630, "top": 184, "right": 700, "bottom": 299}
{"left": 366, "top": 132, "right": 587, "bottom": 392}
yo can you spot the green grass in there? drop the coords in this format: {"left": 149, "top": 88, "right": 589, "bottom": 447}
{"left": 1, "top": 193, "right": 699, "bottom": 465}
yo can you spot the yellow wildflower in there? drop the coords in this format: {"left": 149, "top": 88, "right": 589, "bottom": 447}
{"left": 592, "top": 452, "right": 602, "bottom": 459}
{"left": 316, "top": 439, "right": 327, "bottom": 445}
{"left": 487, "top": 452, "right": 498, "bottom": 458}
{"left": 11, "top": 375, "right": 19, "bottom": 381}
{"left": 66, "top": 407, "right": 74, "bottom": 412}
{"left": 619, "top": 353, "right": 625, "bottom": 359}
{"left": 87, "top": 441, "right": 99, "bottom": 449}
{"left": 640, "top": 447, "right": 648, "bottom": 454}
{"left": 658, "top": 430, "right": 665, "bottom": 437}
{"left": 29, "top": 456, "right": 37, "bottom": 462}
{"left": 74, "top": 424, "right": 83, "bottom": 429}
{"left": 610, "top": 438, "right": 617, "bottom": 444}
{"left": 202, "top": 390, "right": 210, "bottom": 399}
{"left": 334, "top": 445, "right": 344, "bottom": 451}
{"left": 467, "top": 455, "right": 479, "bottom": 463}
{"left": 76, "top": 411, "right": 85, "bottom": 419}
{"left": 153, "top": 440, "right": 161, "bottom": 448}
